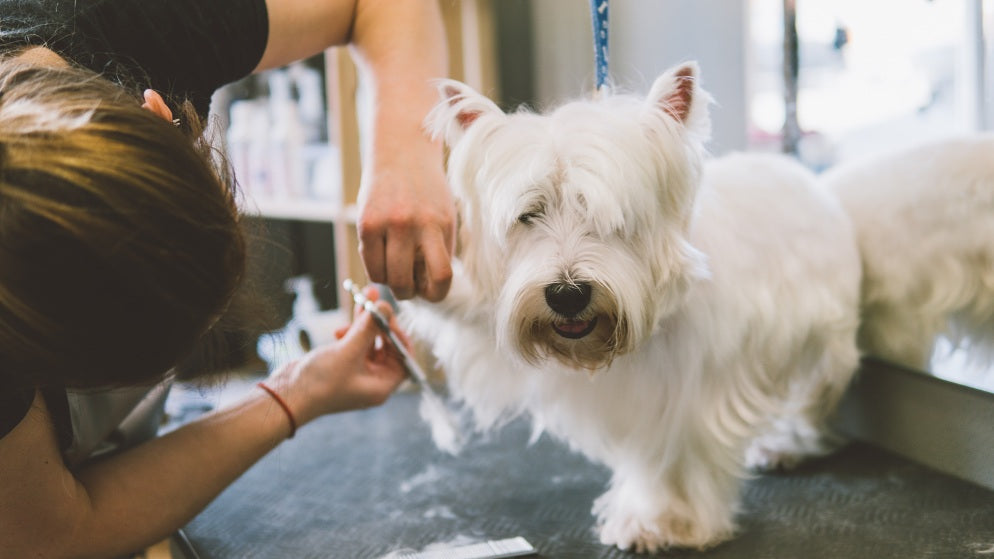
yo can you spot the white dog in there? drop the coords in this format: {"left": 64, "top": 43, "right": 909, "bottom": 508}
{"left": 404, "top": 62, "right": 862, "bottom": 552}
{"left": 820, "top": 134, "right": 994, "bottom": 371}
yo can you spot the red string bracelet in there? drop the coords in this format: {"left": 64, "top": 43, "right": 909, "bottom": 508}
{"left": 257, "top": 382, "right": 297, "bottom": 438}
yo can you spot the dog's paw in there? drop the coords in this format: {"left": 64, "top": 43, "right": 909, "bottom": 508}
{"left": 744, "top": 427, "right": 844, "bottom": 472}
{"left": 596, "top": 512, "right": 731, "bottom": 553}
{"left": 744, "top": 441, "right": 806, "bottom": 472}
{"left": 594, "top": 494, "right": 733, "bottom": 552}
{"left": 597, "top": 514, "right": 662, "bottom": 553}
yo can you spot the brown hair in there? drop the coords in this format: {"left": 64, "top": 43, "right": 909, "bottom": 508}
{"left": 0, "top": 60, "right": 249, "bottom": 391}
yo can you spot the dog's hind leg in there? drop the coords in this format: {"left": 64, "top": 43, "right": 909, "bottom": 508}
{"left": 857, "top": 303, "right": 939, "bottom": 370}
{"left": 744, "top": 332, "right": 860, "bottom": 472}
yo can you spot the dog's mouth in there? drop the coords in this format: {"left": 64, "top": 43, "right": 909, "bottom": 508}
{"left": 552, "top": 317, "right": 598, "bottom": 339}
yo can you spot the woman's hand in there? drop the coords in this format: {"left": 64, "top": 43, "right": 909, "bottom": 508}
{"left": 357, "top": 134, "right": 455, "bottom": 302}
{"left": 258, "top": 0, "right": 455, "bottom": 301}
{"left": 269, "top": 290, "right": 409, "bottom": 425}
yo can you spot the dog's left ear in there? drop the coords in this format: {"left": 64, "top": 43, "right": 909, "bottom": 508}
{"left": 426, "top": 79, "right": 505, "bottom": 146}
{"left": 645, "top": 62, "right": 711, "bottom": 137}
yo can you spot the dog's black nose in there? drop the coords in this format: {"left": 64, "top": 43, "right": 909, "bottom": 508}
{"left": 544, "top": 282, "right": 592, "bottom": 317}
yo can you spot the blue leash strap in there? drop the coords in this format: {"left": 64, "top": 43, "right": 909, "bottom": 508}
{"left": 589, "top": 0, "right": 609, "bottom": 97}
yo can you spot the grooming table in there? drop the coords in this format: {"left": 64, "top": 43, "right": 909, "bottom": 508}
{"left": 179, "top": 389, "right": 994, "bottom": 558}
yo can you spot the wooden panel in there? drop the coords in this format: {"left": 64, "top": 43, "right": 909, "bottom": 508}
{"left": 324, "top": 47, "right": 361, "bottom": 206}
{"left": 325, "top": 48, "right": 363, "bottom": 305}
{"left": 441, "top": 0, "right": 498, "bottom": 94}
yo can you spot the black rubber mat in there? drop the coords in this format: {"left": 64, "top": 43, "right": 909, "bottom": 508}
{"left": 182, "top": 390, "right": 994, "bottom": 558}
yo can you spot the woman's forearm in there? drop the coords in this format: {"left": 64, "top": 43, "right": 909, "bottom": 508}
{"left": 1, "top": 387, "right": 293, "bottom": 559}
{"left": 350, "top": 0, "right": 448, "bottom": 160}
{"left": 78, "top": 389, "right": 291, "bottom": 555}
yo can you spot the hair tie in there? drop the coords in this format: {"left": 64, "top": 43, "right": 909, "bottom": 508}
{"left": 257, "top": 382, "right": 297, "bottom": 438}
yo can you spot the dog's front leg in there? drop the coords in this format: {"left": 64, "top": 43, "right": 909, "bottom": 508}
{"left": 592, "top": 437, "right": 742, "bottom": 553}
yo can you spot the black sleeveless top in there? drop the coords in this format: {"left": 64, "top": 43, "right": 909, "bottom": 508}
{"left": 0, "top": 0, "right": 269, "bottom": 116}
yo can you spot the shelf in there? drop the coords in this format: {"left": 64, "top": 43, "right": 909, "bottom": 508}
{"left": 240, "top": 197, "right": 357, "bottom": 224}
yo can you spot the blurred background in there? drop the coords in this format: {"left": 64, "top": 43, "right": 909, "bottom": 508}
{"left": 197, "top": 0, "right": 994, "bottom": 388}
{"left": 498, "top": 0, "right": 989, "bottom": 167}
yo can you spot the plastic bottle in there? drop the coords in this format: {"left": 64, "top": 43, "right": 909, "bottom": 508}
{"left": 245, "top": 100, "right": 273, "bottom": 198}
{"left": 288, "top": 61, "right": 325, "bottom": 144}
{"left": 226, "top": 100, "right": 257, "bottom": 196}
{"left": 256, "top": 275, "right": 317, "bottom": 370}
{"left": 268, "top": 70, "right": 307, "bottom": 199}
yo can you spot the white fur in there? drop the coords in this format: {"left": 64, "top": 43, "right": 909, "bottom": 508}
{"left": 404, "top": 62, "right": 861, "bottom": 552}
{"left": 820, "top": 134, "right": 994, "bottom": 370}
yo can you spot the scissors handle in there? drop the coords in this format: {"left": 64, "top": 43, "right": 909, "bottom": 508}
{"left": 342, "top": 279, "right": 431, "bottom": 387}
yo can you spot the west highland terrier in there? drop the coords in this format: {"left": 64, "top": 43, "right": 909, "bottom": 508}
{"left": 404, "top": 62, "right": 862, "bottom": 552}
{"left": 821, "top": 134, "right": 994, "bottom": 371}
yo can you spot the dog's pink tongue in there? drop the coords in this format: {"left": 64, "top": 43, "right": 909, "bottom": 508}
{"left": 556, "top": 320, "right": 591, "bottom": 334}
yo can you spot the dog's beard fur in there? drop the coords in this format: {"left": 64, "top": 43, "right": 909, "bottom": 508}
{"left": 495, "top": 226, "right": 706, "bottom": 370}
{"left": 495, "top": 219, "right": 685, "bottom": 370}
{"left": 405, "top": 62, "right": 862, "bottom": 553}
{"left": 501, "top": 276, "right": 623, "bottom": 370}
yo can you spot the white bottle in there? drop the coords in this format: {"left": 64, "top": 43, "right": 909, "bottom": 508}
{"left": 245, "top": 100, "right": 274, "bottom": 199}
{"left": 226, "top": 100, "right": 257, "bottom": 197}
{"left": 268, "top": 70, "right": 307, "bottom": 199}
{"left": 256, "top": 275, "right": 318, "bottom": 370}
{"left": 288, "top": 61, "right": 325, "bottom": 144}
{"left": 256, "top": 275, "right": 352, "bottom": 370}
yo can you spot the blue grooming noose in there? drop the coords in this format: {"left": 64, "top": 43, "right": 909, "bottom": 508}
{"left": 590, "top": 0, "right": 609, "bottom": 96}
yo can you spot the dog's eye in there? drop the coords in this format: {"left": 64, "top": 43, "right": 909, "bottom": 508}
{"left": 518, "top": 211, "right": 541, "bottom": 225}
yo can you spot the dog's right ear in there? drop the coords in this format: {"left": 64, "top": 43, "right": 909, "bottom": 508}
{"left": 426, "top": 79, "right": 504, "bottom": 146}
{"left": 645, "top": 62, "right": 711, "bottom": 141}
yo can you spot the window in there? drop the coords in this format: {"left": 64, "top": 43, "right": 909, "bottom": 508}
{"left": 748, "top": 0, "right": 985, "bottom": 169}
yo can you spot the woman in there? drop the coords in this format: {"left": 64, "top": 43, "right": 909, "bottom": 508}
{"left": 0, "top": 0, "right": 450, "bottom": 556}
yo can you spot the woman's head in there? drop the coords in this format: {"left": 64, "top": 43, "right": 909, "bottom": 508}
{"left": 0, "top": 59, "right": 246, "bottom": 390}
